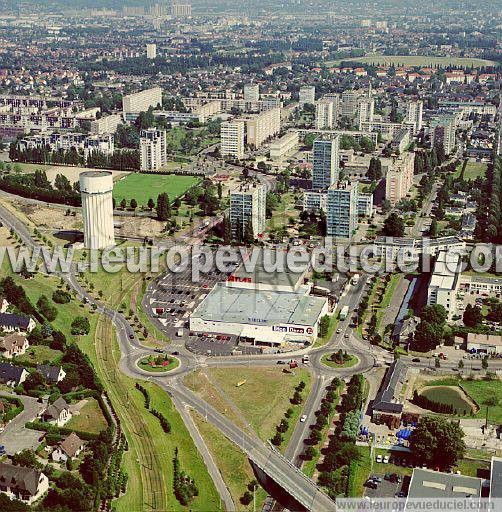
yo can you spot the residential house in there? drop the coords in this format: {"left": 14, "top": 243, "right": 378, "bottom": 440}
{"left": 0, "top": 333, "right": 29, "bottom": 359}
{"left": 40, "top": 397, "right": 72, "bottom": 427}
{"left": 0, "top": 313, "right": 36, "bottom": 333}
{"left": 36, "top": 365, "right": 66, "bottom": 384}
{"left": 0, "top": 462, "right": 49, "bottom": 505}
{"left": 392, "top": 316, "right": 420, "bottom": 347}
{"left": 0, "top": 362, "right": 29, "bottom": 387}
{"left": 51, "top": 432, "right": 85, "bottom": 463}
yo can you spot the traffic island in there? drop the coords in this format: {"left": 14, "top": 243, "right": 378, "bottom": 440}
{"left": 137, "top": 354, "right": 180, "bottom": 373}
{"left": 321, "top": 351, "right": 359, "bottom": 369}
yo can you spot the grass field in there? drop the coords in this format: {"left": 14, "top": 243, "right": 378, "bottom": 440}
{"left": 321, "top": 353, "right": 359, "bottom": 369}
{"left": 14, "top": 345, "right": 63, "bottom": 365}
{"left": 192, "top": 410, "right": 268, "bottom": 511}
{"left": 80, "top": 316, "right": 220, "bottom": 512}
{"left": 113, "top": 173, "right": 199, "bottom": 207}
{"left": 348, "top": 446, "right": 372, "bottom": 497}
{"left": 66, "top": 398, "right": 109, "bottom": 434}
{"left": 454, "top": 161, "right": 488, "bottom": 181}
{"left": 208, "top": 366, "right": 312, "bottom": 445}
{"left": 324, "top": 55, "right": 498, "bottom": 68}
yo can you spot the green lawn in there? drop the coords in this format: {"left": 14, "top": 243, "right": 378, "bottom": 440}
{"left": 208, "top": 367, "right": 312, "bottom": 447}
{"left": 313, "top": 314, "right": 339, "bottom": 348}
{"left": 14, "top": 345, "right": 63, "bottom": 365}
{"left": 348, "top": 446, "right": 372, "bottom": 497}
{"left": 321, "top": 353, "right": 359, "bottom": 369}
{"left": 65, "top": 397, "right": 109, "bottom": 434}
{"left": 376, "top": 274, "right": 402, "bottom": 333}
{"left": 454, "top": 161, "right": 488, "bottom": 181}
{"left": 192, "top": 411, "right": 267, "bottom": 511}
{"left": 113, "top": 173, "right": 199, "bottom": 207}
{"left": 324, "top": 55, "right": 497, "bottom": 68}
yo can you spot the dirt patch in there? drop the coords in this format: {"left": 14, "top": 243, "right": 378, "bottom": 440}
{"left": 116, "top": 216, "right": 167, "bottom": 239}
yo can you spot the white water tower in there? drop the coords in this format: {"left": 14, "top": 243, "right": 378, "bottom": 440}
{"left": 79, "top": 171, "right": 115, "bottom": 250}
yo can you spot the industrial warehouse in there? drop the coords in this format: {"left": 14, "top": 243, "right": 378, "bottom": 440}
{"left": 189, "top": 249, "right": 329, "bottom": 346}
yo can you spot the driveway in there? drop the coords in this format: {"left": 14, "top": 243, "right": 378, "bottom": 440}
{"left": 0, "top": 393, "right": 47, "bottom": 455}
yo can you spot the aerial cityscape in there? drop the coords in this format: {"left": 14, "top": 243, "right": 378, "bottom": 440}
{"left": 0, "top": 0, "right": 500, "bottom": 511}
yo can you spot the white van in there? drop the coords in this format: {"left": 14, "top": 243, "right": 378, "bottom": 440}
{"left": 176, "top": 328, "right": 184, "bottom": 337}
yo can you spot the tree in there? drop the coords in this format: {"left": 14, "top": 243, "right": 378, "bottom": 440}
{"left": 12, "top": 449, "right": 42, "bottom": 469}
{"left": 303, "top": 446, "right": 318, "bottom": 460}
{"left": 37, "top": 295, "right": 57, "bottom": 321}
{"left": 240, "top": 491, "right": 253, "bottom": 506}
{"left": 383, "top": 213, "right": 405, "bottom": 237}
{"left": 71, "top": 316, "right": 90, "bottom": 336}
{"left": 483, "top": 397, "right": 499, "bottom": 427}
{"left": 147, "top": 198, "right": 155, "bottom": 210}
{"left": 482, "top": 356, "right": 489, "bottom": 370}
{"left": 130, "top": 198, "right": 137, "bottom": 210}
{"left": 318, "top": 315, "right": 330, "bottom": 338}
{"left": 463, "top": 304, "right": 483, "bottom": 327}
{"left": 23, "top": 371, "right": 45, "bottom": 392}
{"left": 156, "top": 192, "right": 171, "bottom": 221}
{"left": 410, "top": 416, "right": 465, "bottom": 470}
{"left": 120, "top": 198, "right": 127, "bottom": 209}
{"left": 458, "top": 360, "right": 464, "bottom": 369}
{"left": 412, "top": 321, "right": 442, "bottom": 352}
{"left": 420, "top": 305, "right": 447, "bottom": 326}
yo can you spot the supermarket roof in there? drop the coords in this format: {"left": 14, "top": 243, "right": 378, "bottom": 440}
{"left": 407, "top": 468, "right": 482, "bottom": 500}
{"left": 191, "top": 283, "right": 327, "bottom": 327}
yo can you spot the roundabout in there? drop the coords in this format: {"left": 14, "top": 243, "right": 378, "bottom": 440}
{"left": 320, "top": 351, "right": 359, "bottom": 369}
{"left": 136, "top": 353, "right": 180, "bottom": 373}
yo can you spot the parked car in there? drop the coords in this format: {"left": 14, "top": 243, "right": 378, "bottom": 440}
{"left": 376, "top": 455, "right": 383, "bottom": 463}
{"left": 412, "top": 358, "right": 421, "bottom": 362}
{"left": 300, "top": 415, "right": 307, "bottom": 422}
{"left": 383, "top": 455, "right": 390, "bottom": 464}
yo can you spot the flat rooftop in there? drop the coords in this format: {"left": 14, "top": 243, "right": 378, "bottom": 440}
{"left": 490, "top": 457, "right": 502, "bottom": 498}
{"left": 230, "top": 249, "right": 308, "bottom": 288}
{"left": 191, "top": 283, "right": 326, "bottom": 327}
{"left": 408, "top": 468, "right": 482, "bottom": 499}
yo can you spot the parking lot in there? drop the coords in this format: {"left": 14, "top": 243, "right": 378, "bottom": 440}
{"left": 147, "top": 254, "right": 262, "bottom": 356}
{"left": 364, "top": 473, "right": 409, "bottom": 499}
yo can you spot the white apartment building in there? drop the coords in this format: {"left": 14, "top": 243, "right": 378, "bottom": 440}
{"left": 221, "top": 120, "right": 245, "bottom": 159}
{"left": 230, "top": 183, "right": 266, "bottom": 239}
{"left": 341, "top": 90, "right": 359, "bottom": 118}
{"left": 146, "top": 43, "right": 157, "bottom": 59}
{"left": 269, "top": 131, "right": 299, "bottom": 162}
{"left": 171, "top": 3, "right": 192, "bottom": 16}
{"left": 326, "top": 182, "right": 359, "bottom": 239}
{"left": 357, "top": 98, "right": 374, "bottom": 130}
{"left": 122, "top": 87, "right": 162, "bottom": 122}
{"left": 90, "top": 114, "right": 122, "bottom": 134}
{"left": 312, "top": 137, "right": 340, "bottom": 190}
{"left": 430, "top": 116, "right": 456, "bottom": 156}
{"left": 299, "top": 86, "right": 316, "bottom": 107}
{"left": 384, "top": 151, "right": 415, "bottom": 205}
{"left": 357, "top": 192, "right": 374, "bottom": 217}
{"left": 406, "top": 101, "right": 423, "bottom": 133}
{"left": 18, "top": 132, "right": 114, "bottom": 160}
{"left": 427, "top": 251, "right": 462, "bottom": 321}
{"left": 244, "top": 84, "right": 260, "bottom": 102}
{"left": 303, "top": 191, "right": 327, "bottom": 211}
{"left": 316, "top": 100, "right": 336, "bottom": 130}
{"left": 140, "top": 128, "right": 167, "bottom": 171}
{"left": 244, "top": 107, "right": 281, "bottom": 149}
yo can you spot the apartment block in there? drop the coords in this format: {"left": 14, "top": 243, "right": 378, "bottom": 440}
{"left": 299, "top": 86, "right": 315, "bottom": 107}
{"left": 316, "top": 99, "right": 337, "bottom": 130}
{"left": 326, "top": 182, "right": 359, "bottom": 239}
{"left": 390, "top": 128, "right": 411, "bottom": 153}
{"left": 221, "top": 120, "right": 245, "bottom": 159}
{"left": 430, "top": 116, "right": 456, "bottom": 156}
{"left": 122, "top": 87, "right": 162, "bottom": 122}
{"left": 171, "top": 3, "right": 192, "bottom": 16}
{"left": 341, "top": 90, "right": 359, "bottom": 118}
{"left": 357, "top": 192, "right": 374, "bottom": 217}
{"left": 357, "top": 98, "right": 374, "bottom": 130}
{"left": 303, "top": 191, "right": 327, "bottom": 212}
{"left": 90, "top": 114, "right": 122, "bottom": 134}
{"left": 269, "top": 131, "right": 299, "bottom": 162}
{"left": 146, "top": 43, "right": 157, "bottom": 59}
{"left": 230, "top": 183, "right": 266, "bottom": 239}
{"left": 312, "top": 137, "right": 339, "bottom": 190}
{"left": 244, "top": 107, "right": 281, "bottom": 149}
{"left": 140, "top": 128, "right": 167, "bottom": 171}
{"left": 244, "top": 84, "right": 260, "bottom": 102}
{"left": 406, "top": 101, "right": 423, "bottom": 132}
{"left": 384, "top": 152, "right": 415, "bottom": 205}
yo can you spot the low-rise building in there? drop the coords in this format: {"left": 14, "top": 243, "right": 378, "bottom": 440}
{"left": 269, "top": 131, "right": 299, "bottom": 162}
{"left": 36, "top": 364, "right": 66, "bottom": 383}
{"left": 0, "top": 463, "right": 49, "bottom": 505}
{"left": 0, "top": 363, "right": 28, "bottom": 387}
{"left": 0, "top": 313, "right": 36, "bottom": 333}
{"left": 40, "top": 397, "right": 72, "bottom": 427}
{"left": 51, "top": 432, "right": 85, "bottom": 463}
{"left": 0, "top": 333, "right": 29, "bottom": 359}
{"left": 466, "top": 333, "right": 502, "bottom": 355}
